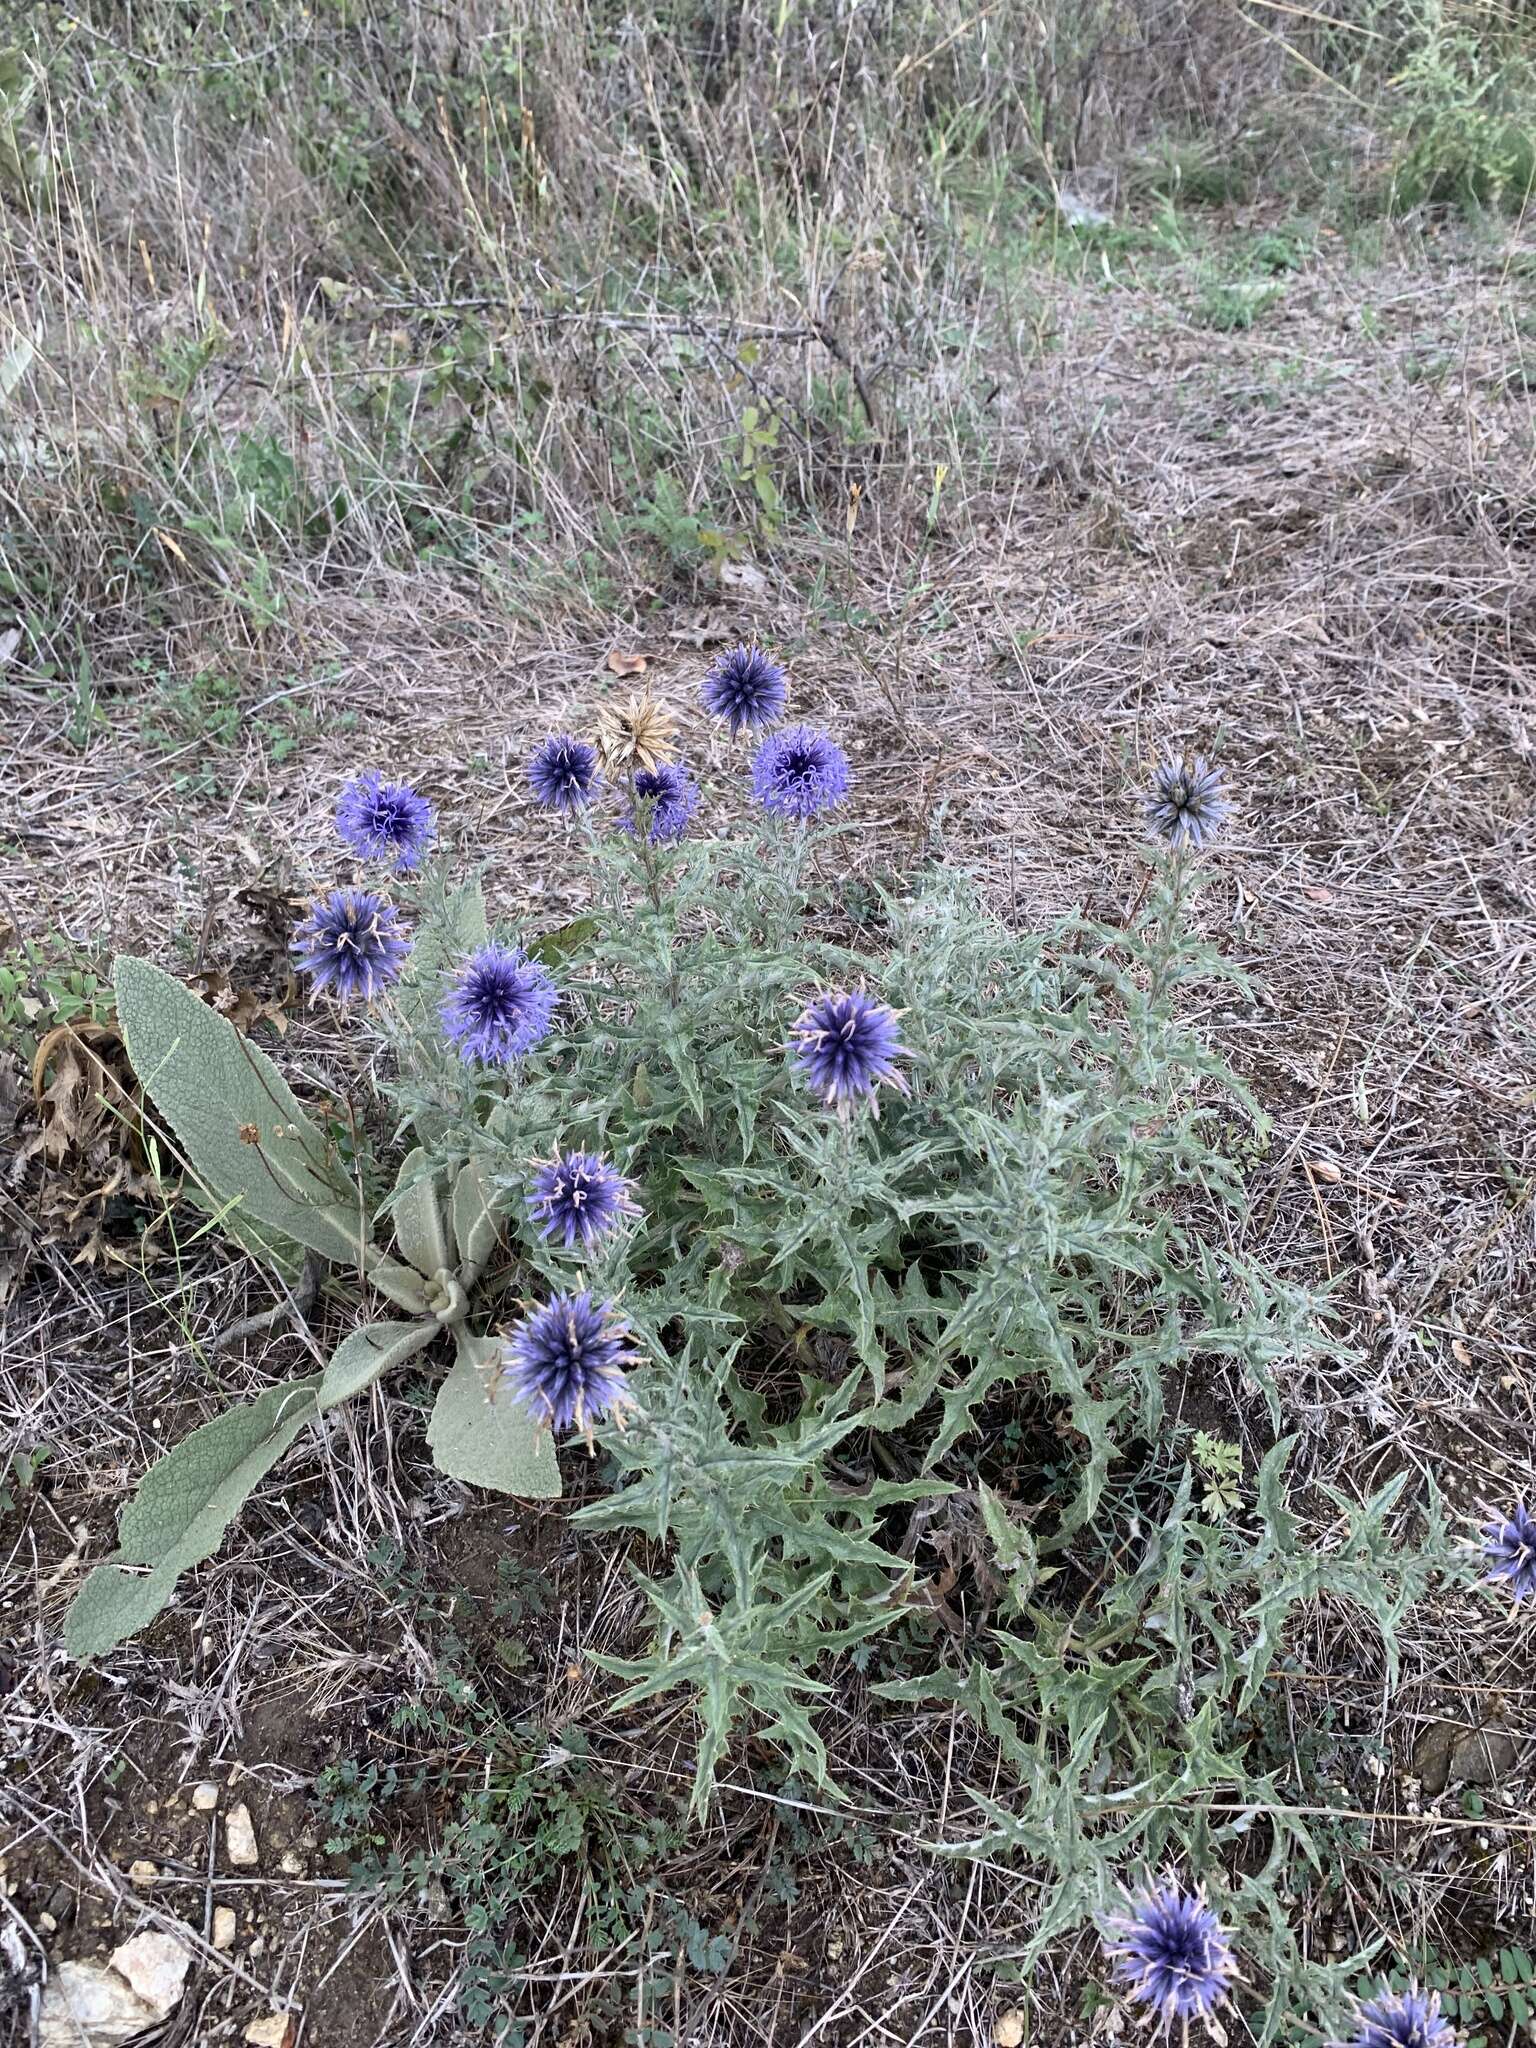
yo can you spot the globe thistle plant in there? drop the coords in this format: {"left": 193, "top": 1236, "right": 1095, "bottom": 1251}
{"left": 1143, "top": 754, "right": 1230, "bottom": 851}
{"left": 790, "top": 990, "right": 909, "bottom": 1111}
{"left": 1340, "top": 1986, "right": 1456, "bottom": 2048}
{"left": 623, "top": 761, "right": 699, "bottom": 845}
{"left": 334, "top": 772, "right": 435, "bottom": 872}
{"left": 1100, "top": 1882, "right": 1238, "bottom": 2033}
{"left": 528, "top": 1150, "right": 638, "bottom": 1253}
{"left": 502, "top": 1290, "right": 638, "bottom": 1439}
{"left": 751, "top": 724, "right": 851, "bottom": 821}
{"left": 528, "top": 735, "right": 601, "bottom": 815}
{"left": 291, "top": 889, "right": 409, "bottom": 1003}
{"left": 595, "top": 692, "right": 677, "bottom": 778}
{"left": 1481, "top": 1504, "right": 1536, "bottom": 1602}
{"left": 441, "top": 944, "right": 558, "bottom": 1066}
{"left": 701, "top": 643, "right": 788, "bottom": 734}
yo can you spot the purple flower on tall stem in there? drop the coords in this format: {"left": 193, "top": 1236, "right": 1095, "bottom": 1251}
{"left": 1100, "top": 1881, "right": 1238, "bottom": 2032}
{"left": 789, "top": 990, "right": 909, "bottom": 1111}
{"left": 751, "top": 725, "right": 850, "bottom": 821}
{"left": 1143, "top": 754, "right": 1229, "bottom": 851}
{"left": 335, "top": 772, "right": 435, "bottom": 872}
{"left": 528, "top": 735, "right": 601, "bottom": 814}
{"left": 702, "top": 643, "right": 788, "bottom": 734}
{"left": 502, "top": 1291, "right": 637, "bottom": 1438}
{"left": 528, "top": 1151, "right": 638, "bottom": 1253}
{"left": 441, "top": 944, "right": 558, "bottom": 1066}
{"left": 291, "top": 889, "right": 409, "bottom": 1003}
{"left": 1338, "top": 1985, "right": 1456, "bottom": 2048}
{"left": 623, "top": 761, "right": 699, "bottom": 845}
{"left": 1481, "top": 1504, "right": 1536, "bottom": 1601}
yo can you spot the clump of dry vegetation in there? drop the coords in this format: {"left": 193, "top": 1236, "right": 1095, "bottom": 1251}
{"left": 4, "top": 5, "right": 1536, "bottom": 2046}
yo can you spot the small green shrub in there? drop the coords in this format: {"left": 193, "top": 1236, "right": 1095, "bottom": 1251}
{"left": 1388, "top": 1, "right": 1536, "bottom": 212}
{"left": 65, "top": 684, "right": 1476, "bottom": 2038}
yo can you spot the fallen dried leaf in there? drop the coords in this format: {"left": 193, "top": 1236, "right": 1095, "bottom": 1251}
{"left": 605, "top": 649, "right": 649, "bottom": 676}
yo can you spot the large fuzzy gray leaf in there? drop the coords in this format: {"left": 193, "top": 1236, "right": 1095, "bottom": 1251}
{"left": 115, "top": 956, "right": 364, "bottom": 1266}
{"left": 427, "top": 1334, "right": 560, "bottom": 1499}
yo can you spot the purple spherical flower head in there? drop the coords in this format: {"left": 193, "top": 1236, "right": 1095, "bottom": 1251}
{"left": 623, "top": 760, "right": 699, "bottom": 845}
{"left": 441, "top": 944, "right": 558, "bottom": 1066}
{"left": 1343, "top": 1985, "right": 1456, "bottom": 2048}
{"left": 502, "top": 1290, "right": 638, "bottom": 1437}
{"left": 528, "top": 1151, "right": 638, "bottom": 1253}
{"left": 702, "top": 643, "right": 788, "bottom": 735}
{"left": 1143, "top": 754, "right": 1229, "bottom": 851}
{"left": 1100, "top": 1882, "right": 1238, "bottom": 2032}
{"left": 335, "top": 771, "right": 435, "bottom": 872}
{"left": 751, "top": 724, "right": 850, "bottom": 821}
{"left": 292, "top": 889, "right": 409, "bottom": 1003}
{"left": 790, "top": 990, "right": 909, "bottom": 1111}
{"left": 1481, "top": 1503, "right": 1536, "bottom": 1601}
{"left": 528, "top": 734, "right": 601, "bottom": 814}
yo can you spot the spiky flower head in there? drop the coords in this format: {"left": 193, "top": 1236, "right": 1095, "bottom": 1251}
{"left": 1481, "top": 1504, "right": 1536, "bottom": 1601}
{"left": 528, "top": 1150, "right": 638, "bottom": 1253}
{"left": 595, "top": 692, "right": 677, "bottom": 778}
{"left": 528, "top": 734, "right": 602, "bottom": 814}
{"left": 790, "top": 990, "right": 909, "bottom": 1111}
{"left": 1143, "top": 754, "right": 1230, "bottom": 851}
{"left": 334, "top": 772, "right": 435, "bottom": 872}
{"left": 292, "top": 888, "right": 409, "bottom": 1003}
{"left": 1342, "top": 1986, "right": 1456, "bottom": 2048}
{"left": 751, "top": 724, "right": 851, "bottom": 821}
{"left": 1100, "top": 1881, "right": 1238, "bottom": 2032}
{"left": 701, "top": 643, "right": 788, "bottom": 734}
{"left": 623, "top": 760, "right": 699, "bottom": 845}
{"left": 441, "top": 944, "right": 558, "bottom": 1066}
{"left": 502, "top": 1290, "right": 638, "bottom": 1437}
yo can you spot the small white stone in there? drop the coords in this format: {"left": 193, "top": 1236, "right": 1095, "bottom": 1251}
{"left": 128, "top": 1860, "right": 159, "bottom": 1886}
{"left": 191, "top": 1782, "right": 219, "bottom": 1812}
{"left": 243, "top": 2017, "right": 297, "bottom": 2048}
{"left": 212, "top": 1907, "right": 237, "bottom": 1951}
{"left": 39, "top": 1912, "right": 57, "bottom": 1934}
{"left": 109, "top": 1931, "right": 191, "bottom": 2015}
{"left": 39, "top": 1962, "right": 160, "bottom": 2047}
{"left": 277, "top": 1850, "right": 303, "bottom": 1877}
{"left": 225, "top": 1804, "right": 259, "bottom": 1869}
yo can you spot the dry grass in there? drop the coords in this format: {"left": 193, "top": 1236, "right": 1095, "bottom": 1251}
{"left": 5, "top": 5, "right": 1536, "bottom": 2042}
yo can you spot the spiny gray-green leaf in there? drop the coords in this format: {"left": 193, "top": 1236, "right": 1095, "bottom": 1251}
{"left": 115, "top": 957, "right": 364, "bottom": 1265}
{"left": 65, "top": 1374, "right": 323, "bottom": 1658}
{"left": 395, "top": 879, "right": 487, "bottom": 1044}
{"left": 391, "top": 1147, "right": 451, "bottom": 1279}
{"left": 427, "top": 1334, "right": 560, "bottom": 1499}
{"left": 317, "top": 1320, "right": 439, "bottom": 1410}
{"left": 451, "top": 1159, "right": 500, "bottom": 1286}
